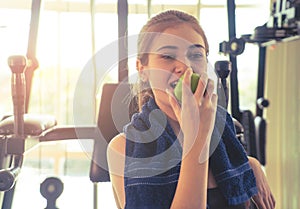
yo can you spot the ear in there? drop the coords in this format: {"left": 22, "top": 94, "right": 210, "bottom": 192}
{"left": 136, "top": 59, "right": 149, "bottom": 82}
{"left": 136, "top": 59, "right": 144, "bottom": 72}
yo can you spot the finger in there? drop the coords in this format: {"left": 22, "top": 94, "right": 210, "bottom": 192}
{"left": 269, "top": 193, "right": 276, "bottom": 209}
{"left": 194, "top": 72, "right": 208, "bottom": 102}
{"left": 182, "top": 67, "right": 193, "bottom": 84}
{"left": 211, "top": 93, "right": 218, "bottom": 107}
{"left": 181, "top": 68, "right": 195, "bottom": 106}
{"left": 264, "top": 196, "right": 271, "bottom": 209}
{"left": 251, "top": 199, "right": 259, "bottom": 209}
{"left": 205, "top": 79, "right": 215, "bottom": 97}
{"left": 263, "top": 190, "right": 274, "bottom": 209}
{"left": 253, "top": 195, "right": 266, "bottom": 209}
{"left": 202, "top": 79, "right": 215, "bottom": 107}
{"left": 166, "top": 88, "right": 181, "bottom": 121}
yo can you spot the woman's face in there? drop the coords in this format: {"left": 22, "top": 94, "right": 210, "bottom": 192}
{"left": 138, "top": 23, "right": 207, "bottom": 117}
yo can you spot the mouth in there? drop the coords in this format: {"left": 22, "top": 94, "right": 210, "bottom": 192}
{"left": 170, "top": 80, "right": 179, "bottom": 89}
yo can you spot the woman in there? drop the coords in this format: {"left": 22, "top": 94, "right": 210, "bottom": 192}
{"left": 107, "top": 10, "right": 275, "bottom": 209}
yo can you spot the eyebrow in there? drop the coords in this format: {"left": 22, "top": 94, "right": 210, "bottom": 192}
{"left": 155, "top": 44, "right": 206, "bottom": 52}
{"left": 155, "top": 45, "right": 178, "bottom": 52}
{"left": 188, "top": 44, "right": 206, "bottom": 50}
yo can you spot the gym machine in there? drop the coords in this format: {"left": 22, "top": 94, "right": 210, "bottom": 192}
{"left": 0, "top": 1, "right": 132, "bottom": 209}
{"left": 218, "top": 0, "right": 300, "bottom": 166}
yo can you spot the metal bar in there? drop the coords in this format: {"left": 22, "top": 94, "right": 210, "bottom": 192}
{"left": 25, "top": 0, "right": 42, "bottom": 113}
{"left": 93, "top": 183, "right": 98, "bottom": 209}
{"left": 1, "top": 186, "right": 15, "bottom": 209}
{"left": 256, "top": 46, "right": 267, "bottom": 117}
{"left": 118, "top": 0, "right": 128, "bottom": 82}
{"left": 90, "top": 0, "right": 97, "bottom": 124}
{"left": 227, "top": 0, "right": 241, "bottom": 120}
{"left": 147, "top": 0, "right": 151, "bottom": 19}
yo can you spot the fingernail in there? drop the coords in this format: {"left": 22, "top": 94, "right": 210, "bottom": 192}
{"left": 166, "top": 88, "right": 173, "bottom": 96}
{"left": 166, "top": 88, "right": 170, "bottom": 95}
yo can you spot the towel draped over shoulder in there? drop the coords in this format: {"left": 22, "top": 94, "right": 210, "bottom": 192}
{"left": 124, "top": 98, "right": 257, "bottom": 209}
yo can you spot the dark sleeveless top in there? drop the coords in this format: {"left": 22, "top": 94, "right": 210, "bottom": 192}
{"left": 207, "top": 188, "right": 246, "bottom": 209}
{"left": 123, "top": 98, "right": 257, "bottom": 209}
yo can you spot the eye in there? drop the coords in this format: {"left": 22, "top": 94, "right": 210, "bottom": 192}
{"left": 161, "top": 54, "right": 176, "bottom": 60}
{"left": 187, "top": 52, "right": 205, "bottom": 61}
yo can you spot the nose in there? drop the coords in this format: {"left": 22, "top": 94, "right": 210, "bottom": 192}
{"left": 174, "top": 56, "right": 191, "bottom": 75}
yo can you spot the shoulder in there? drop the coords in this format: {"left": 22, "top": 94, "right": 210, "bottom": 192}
{"left": 107, "top": 133, "right": 126, "bottom": 178}
{"left": 107, "top": 133, "right": 127, "bottom": 209}
{"left": 107, "top": 133, "right": 126, "bottom": 156}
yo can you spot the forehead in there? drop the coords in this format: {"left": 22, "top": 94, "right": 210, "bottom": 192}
{"left": 150, "top": 24, "right": 205, "bottom": 52}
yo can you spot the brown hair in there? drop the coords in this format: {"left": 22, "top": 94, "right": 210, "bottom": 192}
{"left": 135, "top": 10, "right": 209, "bottom": 110}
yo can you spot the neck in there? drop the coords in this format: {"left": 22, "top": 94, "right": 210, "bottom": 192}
{"left": 155, "top": 99, "right": 179, "bottom": 128}
{"left": 167, "top": 116, "right": 181, "bottom": 136}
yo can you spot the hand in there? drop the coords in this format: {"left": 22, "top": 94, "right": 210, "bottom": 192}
{"left": 167, "top": 68, "right": 218, "bottom": 159}
{"left": 248, "top": 157, "right": 276, "bottom": 209}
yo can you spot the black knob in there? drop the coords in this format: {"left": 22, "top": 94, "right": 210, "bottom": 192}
{"left": 257, "top": 97, "right": 269, "bottom": 110}
{"left": 214, "top": 60, "right": 231, "bottom": 79}
{"left": 0, "top": 170, "right": 15, "bottom": 191}
{"left": 214, "top": 60, "right": 231, "bottom": 109}
{"left": 41, "top": 177, "right": 63, "bottom": 209}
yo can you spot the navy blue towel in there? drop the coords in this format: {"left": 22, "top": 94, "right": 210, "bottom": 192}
{"left": 124, "top": 98, "right": 257, "bottom": 208}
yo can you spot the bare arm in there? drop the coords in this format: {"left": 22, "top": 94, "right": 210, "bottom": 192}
{"left": 170, "top": 140, "right": 210, "bottom": 209}
{"left": 107, "top": 133, "right": 126, "bottom": 209}
{"left": 168, "top": 69, "right": 217, "bottom": 209}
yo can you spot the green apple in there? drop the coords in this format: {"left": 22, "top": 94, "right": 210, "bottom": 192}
{"left": 174, "top": 73, "right": 200, "bottom": 102}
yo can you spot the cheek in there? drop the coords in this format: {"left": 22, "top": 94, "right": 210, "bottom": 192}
{"left": 148, "top": 75, "right": 168, "bottom": 91}
{"left": 191, "top": 61, "right": 207, "bottom": 74}
{"left": 147, "top": 70, "right": 171, "bottom": 91}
